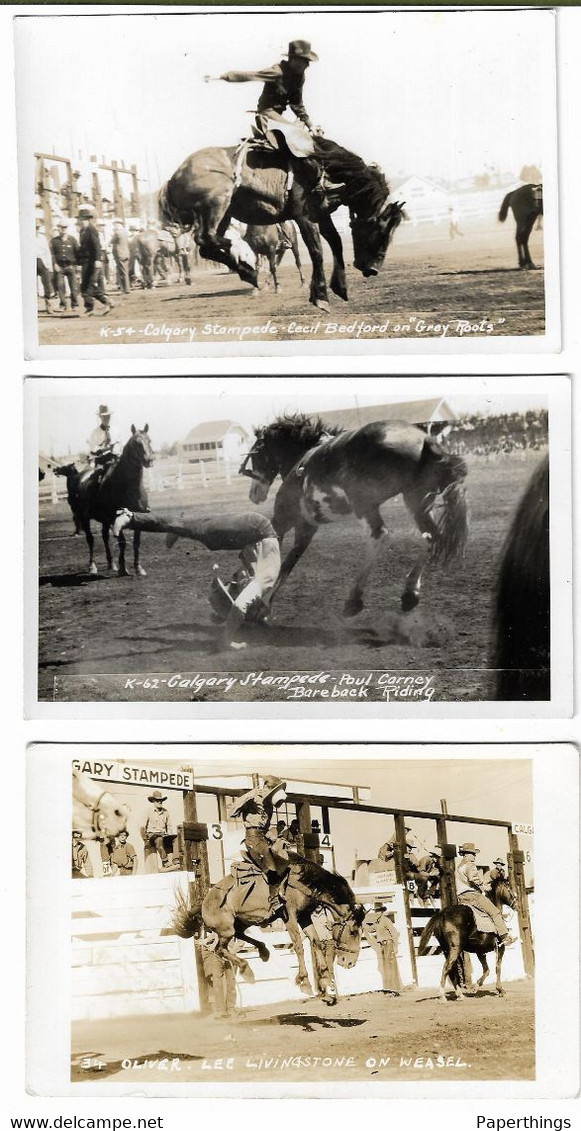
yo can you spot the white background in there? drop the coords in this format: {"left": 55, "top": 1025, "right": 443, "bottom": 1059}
{"left": 2, "top": 3, "right": 580, "bottom": 1128}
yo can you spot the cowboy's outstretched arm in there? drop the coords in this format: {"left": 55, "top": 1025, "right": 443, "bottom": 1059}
{"left": 208, "top": 67, "right": 281, "bottom": 83}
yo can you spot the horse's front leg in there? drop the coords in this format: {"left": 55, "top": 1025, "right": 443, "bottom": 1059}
{"left": 267, "top": 520, "right": 317, "bottom": 610}
{"left": 133, "top": 529, "right": 146, "bottom": 577}
{"left": 318, "top": 214, "right": 348, "bottom": 301}
{"left": 476, "top": 951, "right": 490, "bottom": 988}
{"left": 344, "top": 511, "right": 386, "bottom": 618}
{"left": 495, "top": 943, "right": 506, "bottom": 996}
{"left": 292, "top": 201, "right": 330, "bottom": 310}
{"left": 286, "top": 913, "right": 313, "bottom": 995}
{"left": 116, "top": 530, "right": 129, "bottom": 577}
{"left": 83, "top": 520, "right": 97, "bottom": 575}
{"left": 440, "top": 944, "right": 464, "bottom": 1003}
{"left": 102, "top": 523, "right": 116, "bottom": 572}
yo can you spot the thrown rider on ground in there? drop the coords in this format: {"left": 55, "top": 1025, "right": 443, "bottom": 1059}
{"left": 229, "top": 775, "right": 290, "bottom": 922}
{"left": 205, "top": 39, "right": 342, "bottom": 209}
{"left": 112, "top": 507, "right": 281, "bottom": 650}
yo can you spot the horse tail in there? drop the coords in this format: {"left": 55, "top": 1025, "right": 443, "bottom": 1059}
{"left": 498, "top": 191, "right": 512, "bottom": 223}
{"left": 422, "top": 440, "right": 469, "bottom": 564}
{"left": 171, "top": 885, "right": 203, "bottom": 938}
{"left": 417, "top": 912, "right": 443, "bottom": 956}
{"left": 494, "top": 455, "right": 549, "bottom": 700}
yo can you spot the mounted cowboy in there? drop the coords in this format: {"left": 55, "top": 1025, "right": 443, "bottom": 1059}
{"left": 87, "top": 404, "right": 121, "bottom": 480}
{"left": 229, "top": 775, "right": 290, "bottom": 921}
{"left": 483, "top": 857, "right": 508, "bottom": 891}
{"left": 206, "top": 39, "right": 342, "bottom": 209}
{"left": 455, "top": 843, "right": 516, "bottom": 946}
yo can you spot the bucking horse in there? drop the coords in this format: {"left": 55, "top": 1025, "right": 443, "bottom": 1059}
{"left": 159, "top": 135, "right": 406, "bottom": 310}
{"left": 239, "top": 413, "right": 469, "bottom": 616}
{"left": 172, "top": 852, "right": 365, "bottom": 1006}
{"left": 417, "top": 876, "right": 517, "bottom": 1001}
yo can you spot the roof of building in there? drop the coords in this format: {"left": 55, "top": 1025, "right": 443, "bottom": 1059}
{"left": 181, "top": 419, "right": 249, "bottom": 444}
{"left": 317, "top": 399, "right": 457, "bottom": 430}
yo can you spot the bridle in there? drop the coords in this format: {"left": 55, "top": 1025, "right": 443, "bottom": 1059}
{"left": 239, "top": 448, "right": 265, "bottom": 483}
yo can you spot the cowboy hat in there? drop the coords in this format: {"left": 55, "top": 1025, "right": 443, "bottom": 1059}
{"left": 459, "top": 842, "right": 480, "bottom": 854}
{"left": 287, "top": 39, "right": 318, "bottom": 62}
{"left": 493, "top": 858, "right": 505, "bottom": 866}
{"left": 430, "top": 846, "right": 442, "bottom": 857}
{"left": 57, "top": 220, "right": 69, "bottom": 229}
{"left": 148, "top": 790, "right": 167, "bottom": 802}
{"left": 97, "top": 405, "right": 112, "bottom": 418}
{"left": 263, "top": 775, "right": 286, "bottom": 790}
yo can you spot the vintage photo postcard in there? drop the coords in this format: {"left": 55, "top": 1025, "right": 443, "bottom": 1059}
{"left": 16, "top": 7, "right": 559, "bottom": 358}
{"left": 26, "top": 375, "right": 571, "bottom": 719}
{"left": 26, "top": 742, "right": 579, "bottom": 1097}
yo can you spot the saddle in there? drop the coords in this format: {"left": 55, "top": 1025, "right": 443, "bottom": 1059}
{"left": 463, "top": 902, "right": 498, "bottom": 935}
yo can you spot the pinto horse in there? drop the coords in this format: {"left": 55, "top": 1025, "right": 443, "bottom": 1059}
{"left": 240, "top": 414, "right": 469, "bottom": 616}
{"left": 172, "top": 852, "right": 365, "bottom": 1006}
{"left": 245, "top": 221, "right": 305, "bottom": 292}
{"left": 69, "top": 426, "right": 154, "bottom": 577}
{"left": 493, "top": 455, "right": 549, "bottom": 700}
{"left": 159, "top": 136, "right": 405, "bottom": 310}
{"left": 498, "top": 184, "right": 543, "bottom": 269}
{"left": 417, "top": 876, "right": 517, "bottom": 1001}
{"left": 72, "top": 769, "right": 128, "bottom": 843}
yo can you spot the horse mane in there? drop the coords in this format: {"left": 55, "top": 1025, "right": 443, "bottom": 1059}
{"left": 289, "top": 852, "right": 356, "bottom": 907}
{"left": 315, "top": 137, "right": 390, "bottom": 216}
{"left": 256, "top": 412, "right": 343, "bottom": 450}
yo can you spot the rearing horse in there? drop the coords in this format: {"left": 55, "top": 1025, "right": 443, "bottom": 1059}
{"left": 70, "top": 425, "right": 154, "bottom": 577}
{"left": 159, "top": 136, "right": 405, "bottom": 310}
{"left": 240, "top": 414, "right": 469, "bottom": 616}
{"left": 417, "top": 876, "right": 517, "bottom": 1001}
{"left": 172, "top": 853, "right": 365, "bottom": 1006}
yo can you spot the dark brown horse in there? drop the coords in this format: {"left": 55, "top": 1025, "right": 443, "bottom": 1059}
{"left": 498, "top": 183, "right": 543, "bottom": 269}
{"left": 159, "top": 136, "right": 405, "bottom": 310}
{"left": 172, "top": 853, "right": 365, "bottom": 1006}
{"left": 245, "top": 221, "right": 305, "bottom": 292}
{"left": 53, "top": 462, "right": 83, "bottom": 535}
{"left": 240, "top": 414, "right": 468, "bottom": 616}
{"left": 494, "top": 455, "right": 549, "bottom": 700}
{"left": 69, "top": 426, "right": 154, "bottom": 577}
{"left": 417, "top": 876, "right": 517, "bottom": 1001}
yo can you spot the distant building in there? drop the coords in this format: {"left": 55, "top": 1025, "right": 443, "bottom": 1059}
{"left": 316, "top": 398, "right": 457, "bottom": 436}
{"left": 178, "top": 419, "right": 251, "bottom": 464}
{"left": 390, "top": 175, "right": 450, "bottom": 223}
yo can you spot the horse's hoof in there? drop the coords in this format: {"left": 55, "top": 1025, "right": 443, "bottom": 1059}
{"left": 118, "top": 568, "right": 130, "bottom": 578}
{"left": 401, "top": 590, "right": 420, "bottom": 612}
{"left": 257, "top": 947, "right": 269, "bottom": 963}
{"left": 343, "top": 597, "right": 364, "bottom": 618}
{"left": 314, "top": 299, "right": 330, "bottom": 313}
{"left": 296, "top": 976, "right": 313, "bottom": 995}
{"left": 109, "top": 563, "right": 118, "bottom": 573}
{"left": 89, "top": 563, "right": 98, "bottom": 575}
{"left": 239, "top": 961, "right": 255, "bottom": 984}
{"left": 136, "top": 566, "right": 147, "bottom": 577}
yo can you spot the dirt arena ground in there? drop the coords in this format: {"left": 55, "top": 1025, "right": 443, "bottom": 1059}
{"left": 71, "top": 978, "right": 534, "bottom": 1084}
{"left": 37, "top": 227, "right": 545, "bottom": 348}
{"left": 37, "top": 450, "right": 545, "bottom": 703}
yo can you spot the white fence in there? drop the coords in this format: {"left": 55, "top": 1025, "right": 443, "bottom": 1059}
{"left": 39, "top": 458, "right": 245, "bottom": 509}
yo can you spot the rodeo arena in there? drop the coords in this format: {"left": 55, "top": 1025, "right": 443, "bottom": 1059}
{"left": 34, "top": 137, "right": 545, "bottom": 345}
{"left": 70, "top": 760, "right": 535, "bottom": 1084}
{"left": 38, "top": 393, "right": 549, "bottom": 703}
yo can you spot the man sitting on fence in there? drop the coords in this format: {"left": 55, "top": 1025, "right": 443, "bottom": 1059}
{"left": 143, "top": 790, "right": 176, "bottom": 869}
{"left": 113, "top": 507, "right": 281, "bottom": 650}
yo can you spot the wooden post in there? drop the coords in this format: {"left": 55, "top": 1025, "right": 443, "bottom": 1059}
{"left": 182, "top": 777, "right": 211, "bottom": 1012}
{"left": 508, "top": 831, "right": 535, "bottom": 976}
{"left": 296, "top": 800, "right": 318, "bottom": 862}
{"left": 393, "top": 813, "right": 417, "bottom": 984}
{"left": 436, "top": 811, "right": 457, "bottom": 908}
{"left": 199, "top": 460, "right": 207, "bottom": 489}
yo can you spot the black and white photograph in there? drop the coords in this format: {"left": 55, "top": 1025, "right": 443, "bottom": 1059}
{"left": 27, "top": 376, "right": 570, "bottom": 715}
{"left": 17, "top": 8, "right": 558, "bottom": 357}
{"left": 25, "top": 743, "right": 579, "bottom": 1096}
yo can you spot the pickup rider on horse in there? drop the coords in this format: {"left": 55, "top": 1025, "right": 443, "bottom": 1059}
{"left": 206, "top": 39, "right": 342, "bottom": 208}
{"left": 455, "top": 844, "right": 516, "bottom": 945}
{"left": 229, "top": 775, "right": 290, "bottom": 922}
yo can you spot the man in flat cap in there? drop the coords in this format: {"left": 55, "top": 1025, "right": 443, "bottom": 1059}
{"left": 455, "top": 844, "right": 516, "bottom": 945}
{"left": 229, "top": 775, "right": 289, "bottom": 920}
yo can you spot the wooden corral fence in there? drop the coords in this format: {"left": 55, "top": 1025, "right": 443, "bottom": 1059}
{"left": 39, "top": 458, "right": 248, "bottom": 511}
